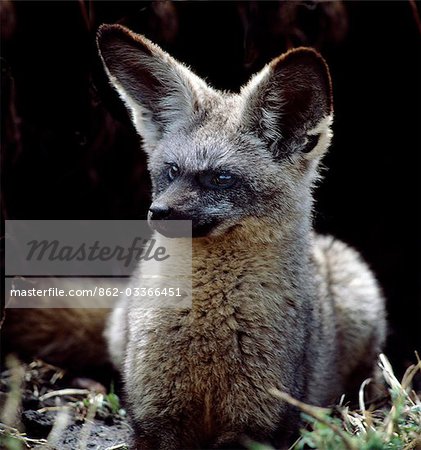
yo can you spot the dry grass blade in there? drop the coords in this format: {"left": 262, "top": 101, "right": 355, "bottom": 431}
{"left": 47, "top": 407, "right": 71, "bottom": 448}
{"left": 269, "top": 389, "right": 357, "bottom": 450}
{"left": 0, "top": 423, "right": 51, "bottom": 448}
{"left": 1, "top": 355, "right": 24, "bottom": 427}
{"left": 39, "top": 388, "right": 91, "bottom": 402}
{"left": 77, "top": 393, "right": 103, "bottom": 450}
{"left": 105, "top": 444, "right": 129, "bottom": 450}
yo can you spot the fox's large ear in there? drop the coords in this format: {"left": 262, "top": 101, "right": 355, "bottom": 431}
{"left": 241, "top": 47, "right": 333, "bottom": 160}
{"left": 97, "top": 24, "right": 209, "bottom": 152}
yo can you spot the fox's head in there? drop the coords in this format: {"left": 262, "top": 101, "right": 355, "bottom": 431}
{"left": 97, "top": 25, "right": 333, "bottom": 239}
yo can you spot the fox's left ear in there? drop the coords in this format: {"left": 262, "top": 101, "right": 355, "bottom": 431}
{"left": 242, "top": 47, "right": 333, "bottom": 160}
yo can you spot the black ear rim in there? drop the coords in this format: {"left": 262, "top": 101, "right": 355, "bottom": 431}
{"left": 96, "top": 23, "right": 157, "bottom": 62}
{"left": 269, "top": 46, "right": 333, "bottom": 114}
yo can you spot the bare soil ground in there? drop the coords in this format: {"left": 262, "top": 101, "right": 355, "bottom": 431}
{"left": 0, "top": 359, "right": 131, "bottom": 450}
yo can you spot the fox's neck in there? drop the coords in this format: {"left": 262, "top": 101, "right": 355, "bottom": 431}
{"left": 195, "top": 207, "right": 313, "bottom": 256}
{"left": 149, "top": 207, "right": 315, "bottom": 308}
{"left": 190, "top": 212, "right": 315, "bottom": 304}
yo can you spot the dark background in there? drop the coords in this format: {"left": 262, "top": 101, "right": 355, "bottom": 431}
{"left": 1, "top": 1, "right": 420, "bottom": 378}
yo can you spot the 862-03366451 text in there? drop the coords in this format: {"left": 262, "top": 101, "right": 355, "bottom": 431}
{"left": 8, "top": 286, "right": 183, "bottom": 298}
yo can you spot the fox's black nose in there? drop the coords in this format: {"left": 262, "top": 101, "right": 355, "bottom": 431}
{"left": 149, "top": 204, "right": 172, "bottom": 220}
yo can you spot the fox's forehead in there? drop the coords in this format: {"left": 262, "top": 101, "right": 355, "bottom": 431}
{"left": 157, "top": 126, "right": 269, "bottom": 175}
{"left": 153, "top": 94, "right": 271, "bottom": 173}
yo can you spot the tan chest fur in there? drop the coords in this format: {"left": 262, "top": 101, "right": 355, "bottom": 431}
{"left": 124, "top": 233, "right": 310, "bottom": 442}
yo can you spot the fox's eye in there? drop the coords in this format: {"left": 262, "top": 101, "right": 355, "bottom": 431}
{"left": 199, "top": 171, "right": 237, "bottom": 189}
{"left": 168, "top": 164, "right": 179, "bottom": 181}
{"left": 213, "top": 173, "right": 234, "bottom": 187}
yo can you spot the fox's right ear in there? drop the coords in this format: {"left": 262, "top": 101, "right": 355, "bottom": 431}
{"left": 97, "top": 24, "right": 208, "bottom": 153}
